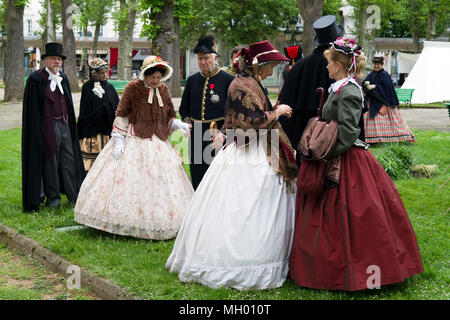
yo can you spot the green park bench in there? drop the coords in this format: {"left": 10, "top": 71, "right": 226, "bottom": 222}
{"left": 444, "top": 101, "right": 450, "bottom": 117}
{"left": 395, "top": 88, "right": 415, "bottom": 108}
{"left": 108, "top": 80, "right": 130, "bottom": 92}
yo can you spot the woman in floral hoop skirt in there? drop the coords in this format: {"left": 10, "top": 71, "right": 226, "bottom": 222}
{"left": 75, "top": 56, "right": 194, "bottom": 240}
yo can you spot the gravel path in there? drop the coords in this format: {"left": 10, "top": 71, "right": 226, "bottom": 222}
{"left": 1, "top": 89, "right": 448, "bottom": 131}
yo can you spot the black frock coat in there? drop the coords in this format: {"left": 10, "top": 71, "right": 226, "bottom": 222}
{"left": 22, "top": 69, "right": 85, "bottom": 211}
{"left": 279, "top": 46, "right": 366, "bottom": 156}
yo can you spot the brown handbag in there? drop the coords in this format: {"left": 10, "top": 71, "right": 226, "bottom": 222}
{"left": 297, "top": 88, "right": 339, "bottom": 194}
{"left": 297, "top": 88, "right": 338, "bottom": 161}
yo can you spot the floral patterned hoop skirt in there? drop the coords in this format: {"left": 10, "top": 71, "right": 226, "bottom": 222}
{"left": 74, "top": 134, "right": 194, "bottom": 240}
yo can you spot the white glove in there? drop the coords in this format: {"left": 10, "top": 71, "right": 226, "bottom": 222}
{"left": 367, "top": 84, "right": 376, "bottom": 90}
{"left": 171, "top": 119, "right": 191, "bottom": 137}
{"left": 112, "top": 133, "right": 125, "bottom": 160}
{"left": 92, "top": 82, "right": 105, "bottom": 98}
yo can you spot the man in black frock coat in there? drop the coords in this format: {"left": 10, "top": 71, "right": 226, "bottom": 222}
{"left": 179, "top": 35, "right": 234, "bottom": 189}
{"left": 278, "top": 16, "right": 345, "bottom": 164}
{"left": 279, "top": 16, "right": 367, "bottom": 167}
{"left": 22, "top": 42, "right": 85, "bottom": 211}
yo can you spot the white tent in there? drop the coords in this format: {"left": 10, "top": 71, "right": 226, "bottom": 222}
{"left": 397, "top": 52, "right": 420, "bottom": 74}
{"left": 402, "top": 41, "right": 450, "bottom": 104}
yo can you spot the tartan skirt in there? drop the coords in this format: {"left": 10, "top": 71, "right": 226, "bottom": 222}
{"left": 363, "top": 106, "right": 416, "bottom": 143}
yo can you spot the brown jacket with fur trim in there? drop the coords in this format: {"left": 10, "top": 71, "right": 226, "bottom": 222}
{"left": 115, "top": 80, "right": 176, "bottom": 140}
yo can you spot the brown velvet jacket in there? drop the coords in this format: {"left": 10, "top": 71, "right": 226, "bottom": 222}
{"left": 115, "top": 80, "right": 176, "bottom": 140}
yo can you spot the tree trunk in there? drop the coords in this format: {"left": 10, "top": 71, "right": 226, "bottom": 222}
{"left": 117, "top": 0, "right": 126, "bottom": 79}
{"left": 171, "top": 17, "right": 181, "bottom": 97}
{"left": 92, "top": 21, "right": 101, "bottom": 56}
{"left": 358, "top": 1, "right": 368, "bottom": 52}
{"left": 410, "top": 0, "right": 421, "bottom": 53}
{"left": 426, "top": 0, "right": 437, "bottom": 40}
{"left": 411, "top": 26, "right": 420, "bottom": 53}
{"left": 46, "top": 0, "right": 56, "bottom": 43}
{"left": 152, "top": 0, "right": 181, "bottom": 97}
{"left": 358, "top": 1, "right": 375, "bottom": 70}
{"left": 3, "top": 0, "right": 25, "bottom": 102}
{"left": 60, "top": 0, "right": 80, "bottom": 92}
{"left": 117, "top": 0, "right": 136, "bottom": 80}
{"left": 297, "top": 0, "right": 324, "bottom": 57}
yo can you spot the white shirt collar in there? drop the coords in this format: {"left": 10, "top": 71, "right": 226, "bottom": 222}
{"left": 328, "top": 76, "right": 364, "bottom": 107}
{"left": 329, "top": 77, "right": 361, "bottom": 93}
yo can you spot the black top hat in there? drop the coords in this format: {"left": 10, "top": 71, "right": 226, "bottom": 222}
{"left": 41, "top": 42, "right": 67, "bottom": 60}
{"left": 193, "top": 35, "right": 219, "bottom": 55}
{"left": 313, "top": 15, "right": 345, "bottom": 47}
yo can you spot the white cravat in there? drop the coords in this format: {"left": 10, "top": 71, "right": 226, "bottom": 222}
{"left": 148, "top": 87, "right": 163, "bottom": 107}
{"left": 45, "top": 67, "right": 64, "bottom": 95}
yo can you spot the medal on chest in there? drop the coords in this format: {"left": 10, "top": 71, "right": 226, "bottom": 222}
{"left": 209, "top": 83, "right": 220, "bottom": 103}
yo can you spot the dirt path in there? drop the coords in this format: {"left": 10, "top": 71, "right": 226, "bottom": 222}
{"left": 0, "top": 245, "right": 100, "bottom": 300}
{"left": 0, "top": 88, "right": 448, "bottom": 131}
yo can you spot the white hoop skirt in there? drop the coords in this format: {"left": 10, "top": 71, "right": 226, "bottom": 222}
{"left": 74, "top": 134, "right": 194, "bottom": 240}
{"left": 166, "top": 141, "right": 296, "bottom": 290}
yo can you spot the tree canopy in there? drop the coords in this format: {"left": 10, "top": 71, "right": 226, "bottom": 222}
{"left": 177, "top": 0, "right": 299, "bottom": 47}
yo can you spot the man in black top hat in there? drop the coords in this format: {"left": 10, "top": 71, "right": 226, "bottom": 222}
{"left": 22, "top": 42, "right": 85, "bottom": 211}
{"left": 278, "top": 15, "right": 345, "bottom": 163}
{"left": 279, "top": 16, "right": 367, "bottom": 163}
{"left": 179, "top": 35, "right": 234, "bottom": 189}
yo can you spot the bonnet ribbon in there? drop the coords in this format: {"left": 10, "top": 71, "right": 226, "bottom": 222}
{"left": 148, "top": 87, "right": 164, "bottom": 107}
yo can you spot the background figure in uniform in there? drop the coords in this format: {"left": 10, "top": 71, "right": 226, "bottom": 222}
{"left": 77, "top": 58, "right": 119, "bottom": 171}
{"left": 22, "top": 42, "right": 85, "bottom": 211}
{"left": 363, "top": 56, "right": 415, "bottom": 144}
{"left": 278, "top": 15, "right": 344, "bottom": 162}
{"left": 221, "top": 44, "right": 245, "bottom": 76}
{"left": 278, "top": 44, "right": 302, "bottom": 93}
{"left": 179, "top": 35, "right": 234, "bottom": 189}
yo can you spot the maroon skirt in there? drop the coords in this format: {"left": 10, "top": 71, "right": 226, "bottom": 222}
{"left": 290, "top": 147, "right": 423, "bottom": 291}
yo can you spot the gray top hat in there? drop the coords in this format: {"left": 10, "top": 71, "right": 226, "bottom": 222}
{"left": 313, "top": 15, "right": 345, "bottom": 47}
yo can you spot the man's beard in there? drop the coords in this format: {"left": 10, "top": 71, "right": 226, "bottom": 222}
{"left": 52, "top": 66, "right": 61, "bottom": 73}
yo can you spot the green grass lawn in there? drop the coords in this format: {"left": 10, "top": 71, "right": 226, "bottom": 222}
{"left": 0, "top": 128, "right": 448, "bottom": 300}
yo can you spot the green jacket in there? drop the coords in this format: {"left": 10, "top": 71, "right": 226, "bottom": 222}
{"left": 321, "top": 82, "right": 363, "bottom": 158}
